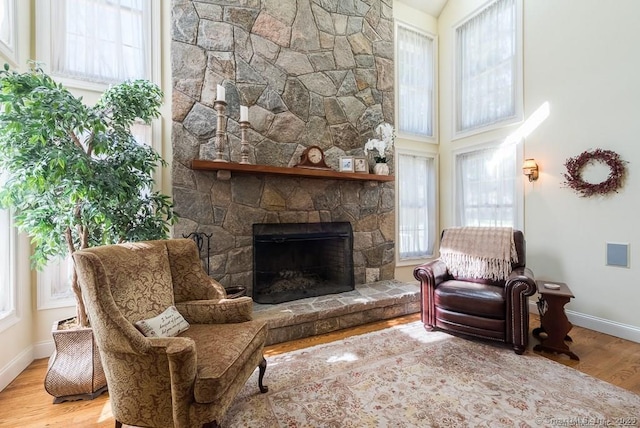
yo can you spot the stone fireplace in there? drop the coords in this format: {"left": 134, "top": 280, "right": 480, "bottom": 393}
{"left": 171, "top": 0, "right": 396, "bottom": 297}
{"left": 253, "top": 222, "right": 354, "bottom": 303}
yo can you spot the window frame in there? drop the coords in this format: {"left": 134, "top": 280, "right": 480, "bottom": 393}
{"left": 452, "top": 140, "right": 524, "bottom": 231}
{"left": 452, "top": 0, "right": 524, "bottom": 140}
{"left": 36, "top": 256, "right": 75, "bottom": 310}
{"left": 394, "top": 20, "right": 438, "bottom": 144}
{"left": 0, "top": 205, "right": 18, "bottom": 332}
{"left": 0, "top": 0, "right": 18, "bottom": 65}
{"left": 35, "top": 0, "right": 161, "bottom": 92}
{"left": 395, "top": 147, "right": 439, "bottom": 266}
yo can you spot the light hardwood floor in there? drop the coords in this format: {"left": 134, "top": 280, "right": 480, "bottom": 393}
{"left": 1, "top": 313, "right": 639, "bottom": 428}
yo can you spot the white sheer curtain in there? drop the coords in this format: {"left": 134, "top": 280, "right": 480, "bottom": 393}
{"left": 398, "top": 153, "right": 437, "bottom": 259}
{"left": 51, "top": 0, "right": 150, "bottom": 84}
{"left": 456, "top": 0, "right": 517, "bottom": 133}
{"left": 131, "top": 121, "right": 152, "bottom": 146}
{"left": 397, "top": 24, "right": 434, "bottom": 138}
{"left": 0, "top": 0, "right": 15, "bottom": 52}
{"left": 455, "top": 145, "right": 517, "bottom": 228}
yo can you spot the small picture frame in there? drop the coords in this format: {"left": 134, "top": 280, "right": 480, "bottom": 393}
{"left": 353, "top": 156, "right": 368, "bottom": 173}
{"left": 339, "top": 156, "right": 354, "bottom": 172}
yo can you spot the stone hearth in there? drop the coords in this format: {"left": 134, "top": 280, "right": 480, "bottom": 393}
{"left": 254, "top": 280, "right": 420, "bottom": 345}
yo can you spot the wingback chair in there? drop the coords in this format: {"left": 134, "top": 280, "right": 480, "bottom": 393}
{"left": 73, "top": 239, "right": 268, "bottom": 428}
{"left": 413, "top": 228, "right": 536, "bottom": 354}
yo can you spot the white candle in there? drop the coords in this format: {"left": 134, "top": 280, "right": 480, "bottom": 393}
{"left": 240, "top": 105, "right": 249, "bottom": 122}
{"left": 216, "top": 84, "right": 225, "bottom": 102}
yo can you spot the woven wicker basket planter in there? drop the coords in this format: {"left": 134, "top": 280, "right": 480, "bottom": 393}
{"left": 44, "top": 318, "right": 108, "bottom": 404}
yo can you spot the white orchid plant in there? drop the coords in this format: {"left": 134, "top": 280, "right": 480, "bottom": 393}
{"left": 364, "top": 122, "right": 395, "bottom": 163}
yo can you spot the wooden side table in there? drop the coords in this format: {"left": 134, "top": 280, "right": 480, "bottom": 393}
{"left": 533, "top": 280, "right": 579, "bottom": 360}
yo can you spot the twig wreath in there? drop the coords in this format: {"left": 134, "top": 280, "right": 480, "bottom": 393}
{"left": 563, "top": 149, "right": 627, "bottom": 197}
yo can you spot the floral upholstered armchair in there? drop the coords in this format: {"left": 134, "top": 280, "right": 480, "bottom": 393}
{"left": 73, "top": 239, "right": 268, "bottom": 428}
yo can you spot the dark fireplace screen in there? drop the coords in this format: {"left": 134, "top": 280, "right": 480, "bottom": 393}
{"left": 252, "top": 222, "right": 355, "bottom": 304}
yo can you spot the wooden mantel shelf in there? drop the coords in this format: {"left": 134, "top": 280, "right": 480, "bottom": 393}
{"left": 191, "top": 159, "right": 395, "bottom": 182}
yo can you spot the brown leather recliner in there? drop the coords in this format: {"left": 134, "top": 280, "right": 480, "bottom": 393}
{"left": 413, "top": 229, "right": 536, "bottom": 354}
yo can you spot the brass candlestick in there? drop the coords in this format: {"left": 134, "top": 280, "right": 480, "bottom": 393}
{"left": 213, "top": 100, "right": 228, "bottom": 162}
{"left": 239, "top": 120, "right": 251, "bottom": 164}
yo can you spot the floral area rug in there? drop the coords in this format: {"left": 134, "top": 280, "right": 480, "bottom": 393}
{"left": 222, "top": 322, "right": 640, "bottom": 427}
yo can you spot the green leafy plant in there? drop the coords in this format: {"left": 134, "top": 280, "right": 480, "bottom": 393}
{"left": 0, "top": 63, "right": 176, "bottom": 326}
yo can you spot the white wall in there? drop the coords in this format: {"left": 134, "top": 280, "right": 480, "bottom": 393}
{"left": 438, "top": 0, "right": 640, "bottom": 338}
{"left": 522, "top": 0, "right": 640, "bottom": 332}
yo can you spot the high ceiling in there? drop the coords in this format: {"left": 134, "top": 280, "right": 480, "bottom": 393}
{"left": 397, "top": 0, "right": 448, "bottom": 17}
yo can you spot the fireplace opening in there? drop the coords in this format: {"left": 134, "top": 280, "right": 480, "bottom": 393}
{"left": 252, "top": 222, "right": 354, "bottom": 304}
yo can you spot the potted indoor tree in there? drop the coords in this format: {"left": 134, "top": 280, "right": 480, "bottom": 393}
{"left": 0, "top": 63, "right": 176, "bottom": 402}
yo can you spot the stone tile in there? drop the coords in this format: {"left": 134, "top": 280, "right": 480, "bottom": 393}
{"left": 311, "top": 298, "right": 345, "bottom": 310}
{"left": 344, "top": 297, "right": 384, "bottom": 313}
{"left": 255, "top": 310, "right": 318, "bottom": 328}
{"left": 339, "top": 307, "right": 384, "bottom": 328}
{"left": 313, "top": 304, "right": 352, "bottom": 319}
{"left": 407, "top": 300, "right": 421, "bottom": 313}
{"left": 382, "top": 304, "right": 409, "bottom": 319}
{"left": 266, "top": 321, "right": 316, "bottom": 345}
{"left": 315, "top": 317, "right": 341, "bottom": 335}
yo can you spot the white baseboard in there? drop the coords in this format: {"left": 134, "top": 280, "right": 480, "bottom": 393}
{"left": 34, "top": 339, "right": 55, "bottom": 360}
{"left": 528, "top": 301, "right": 640, "bottom": 344}
{"left": 566, "top": 310, "right": 640, "bottom": 344}
{"left": 0, "top": 346, "right": 34, "bottom": 392}
{"left": 0, "top": 340, "right": 53, "bottom": 392}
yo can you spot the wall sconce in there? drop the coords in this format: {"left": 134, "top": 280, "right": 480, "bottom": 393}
{"left": 522, "top": 158, "right": 539, "bottom": 182}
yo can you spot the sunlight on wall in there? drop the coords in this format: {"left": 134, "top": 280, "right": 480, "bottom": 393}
{"left": 502, "top": 101, "right": 550, "bottom": 147}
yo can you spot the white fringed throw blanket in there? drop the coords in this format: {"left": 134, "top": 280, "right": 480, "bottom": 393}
{"left": 440, "top": 227, "right": 517, "bottom": 281}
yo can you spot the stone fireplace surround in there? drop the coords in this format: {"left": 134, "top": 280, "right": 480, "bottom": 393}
{"left": 170, "top": 0, "right": 417, "bottom": 341}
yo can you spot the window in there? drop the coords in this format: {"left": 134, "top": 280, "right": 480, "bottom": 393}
{"left": 37, "top": 256, "right": 75, "bottom": 310}
{"left": 454, "top": 0, "right": 522, "bottom": 136}
{"left": 396, "top": 23, "right": 436, "bottom": 140}
{"left": 454, "top": 143, "right": 521, "bottom": 229}
{"left": 37, "top": 123, "right": 154, "bottom": 310}
{"left": 0, "top": 171, "right": 17, "bottom": 329}
{"left": 397, "top": 152, "right": 437, "bottom": 260}
{"left": 37, "top": 0, "right": 155, "bottom": 88}
{"left": 35, "top": 0, "right": 157, "bottom": 308}
{"left": 0, "top": 0, "right": 17, "bottom": 64}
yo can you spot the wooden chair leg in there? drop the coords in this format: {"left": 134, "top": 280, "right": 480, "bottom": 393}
{"left": 258, "top": 356, "right": 268, "bottom": 393}
{"left": 115, "top": 421, "right": 122, "bottom": 428}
